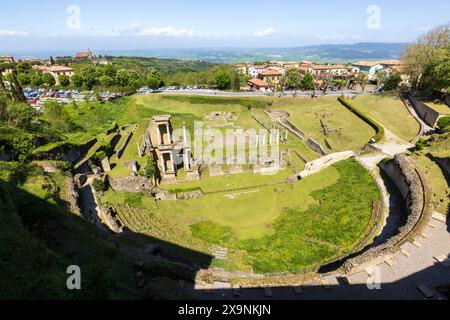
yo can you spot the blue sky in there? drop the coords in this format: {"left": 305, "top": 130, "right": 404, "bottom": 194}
{"left": 0, "top": 0, "right": 449, "bottom": 52}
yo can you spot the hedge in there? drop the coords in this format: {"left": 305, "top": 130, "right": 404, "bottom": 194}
{"left": 338, "top": 97, "right": 385, "bottom": 142}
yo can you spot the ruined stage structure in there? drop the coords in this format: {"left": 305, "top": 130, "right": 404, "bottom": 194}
{"left": 148, "top": 115, "right": 198, "bottom": 183}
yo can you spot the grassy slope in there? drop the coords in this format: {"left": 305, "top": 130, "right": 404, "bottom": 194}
{"left": 270, "top": 96, "right": 375, "bottom": 152}
{"left": 353, "top": 94, "right": 421, "bottom": 142}
{"left": 412, "top": 133, "right": 450, "bottom": 215}
{"left": 422, "top": 101, "right": 450, "bottom": 115}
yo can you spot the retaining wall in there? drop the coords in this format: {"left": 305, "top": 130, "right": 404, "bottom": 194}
{"left": 342, "top": 154, "right": 433, "bottom": 273}
{"left": 407, "top": 94, "right": 441, "bottom": 128}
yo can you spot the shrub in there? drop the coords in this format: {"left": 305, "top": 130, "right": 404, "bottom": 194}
{"left": 55, "top": 161, "right": 73, "bottom": 173}
{"left": 338, "top": 97, "right": 385, "bottom": 142}
{"left": 437, "top": 116, "right": 450, "bottom": 134}
{"left": 91, "top": 178, "right": 107, "bottom": 192}
{"left": 415, "top": 138, "right": 430, "bottom": 151}
{"left": 139, "top": 157, "right": 156, "bottom": 178}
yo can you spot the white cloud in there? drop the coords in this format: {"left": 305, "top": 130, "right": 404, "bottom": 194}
{"left": 254, "top": 27, "right": 276, "bottom": 37}
{"left": 0, "top": 29, "right": 29, "bottom": 37}
{"left": 120, "top": 23, "right": 195, "bottom": 37}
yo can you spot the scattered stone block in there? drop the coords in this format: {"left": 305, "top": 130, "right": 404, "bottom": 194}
{"left": 412, "top": 240, "right": 422, "bottom": 248}
{"left": 421, "top": 233, "right": 430, "bottom": 239}
{"left": 434, "top": 255, "right": 447, "bottom": 263}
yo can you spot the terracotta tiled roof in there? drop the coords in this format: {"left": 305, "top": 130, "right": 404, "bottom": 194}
{"left": 310, "top": 64, "right": 347, "bottom": 70}
{"left": 377, "top": 59, "right": 402, "bottom": 66}
{"left": 352, "top": 60, "right": 381, "bottom": 67}
{"left": 258, "top": 70, "right": 283, "bottom": 76}
{"left": 248, "top": 78, "right": 269, "bottom": 87}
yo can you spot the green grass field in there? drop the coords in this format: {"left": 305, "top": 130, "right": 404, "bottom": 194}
{"left": 353, "top": 94, "right": 421, "bottom": 142}
{"left": 101, "top": 159, "right": 380, "bottom": 274}
{"left": 268, "top": 96, "right": 375, "bottom": 152}
{"left": 422, "top": 101, "right": 450, "bottom": 115}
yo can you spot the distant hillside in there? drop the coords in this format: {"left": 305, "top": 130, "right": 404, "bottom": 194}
{"left": 294, "top": 42, "right": 408, "bottom": 63}
{"left": 8, "top": 42, "right": 408, "bottom": 64}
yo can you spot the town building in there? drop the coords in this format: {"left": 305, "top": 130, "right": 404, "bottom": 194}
{"left": 258, "top": 70, "right": 283, "bottom": 87}
{"left": 351, "top": 60, "right": 385, "bottom": 79}
{"left": 308, "top": 64, "right": 350, "bottom": 78}
{"left": 32, "top": 65, "right": 75, "bottom": 85}
{"left": 93, "top": 60, "right": 112, "bottom": 66}
{"left": 248, "top": 65, "right": 268, "bottom": 78}
{"left": 268, "top": 61, "right": 301, "bottom": 69}
{"left": 234, "top": 63, "right": 248, "bottom": 75}
{"left": 247, "top": 78, "right": 270, "bottom": 92}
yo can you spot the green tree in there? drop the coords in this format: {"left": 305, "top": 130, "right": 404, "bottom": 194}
{"left": 146, "top": 70, "right": 164, "bottom": 90}
{"left": 6, "top": 102, "right": 37, "bottom": 129}
{"left": 115, "top": 69, "right": 131, "bottom": 87}
{"left": 99, "top": 75, "right": 114, "bottom": 87}
{"left": 403, "top": 24, "right": 450, "bottom": 97}
{"left": 11, "top": 134, "right": 35, "bottom": 162}
{"left": 231, "top": 72, "right": 241, "bottom": 92}
{"left": 30, "top": 73, "right": 43, "bottom": 87}
{"left": 71, "top": 74, "right": 84, "bottom": 88}
{"left": 300, "top": 73, "right": 315, "bottom": 90}
{"left": 17, "top": 73, "right": 31, "bottom": 86}
{"left": 81, "top": 66, "right": 98, "bottom": 89}
{"left": 283, "top": 68, "right": 302, "bottom": 91}
{"left": 42, "top": 73, "right": 56, "bottom": 87}
{"left": 383, "top": 73, "right": 402, "bottom": 91}
{"left": 59, "top": 75, "right": 71, "bottom": 87}
{"left": 103, "top": 64, "right": 117, "bottom": 78}
{"left": 215, "top": 71, "right": 231, "bottom": 90}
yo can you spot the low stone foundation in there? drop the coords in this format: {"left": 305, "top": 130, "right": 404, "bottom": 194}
{"left": 108, "top": 176, "right": 153, "bottom": 193}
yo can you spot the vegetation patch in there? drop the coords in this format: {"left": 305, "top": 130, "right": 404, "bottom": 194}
{"left": 191, "top": 221, "right": 233, "bottom": 247}
{"left": 338, "top": 97, "right": 385, "bottom": 142}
